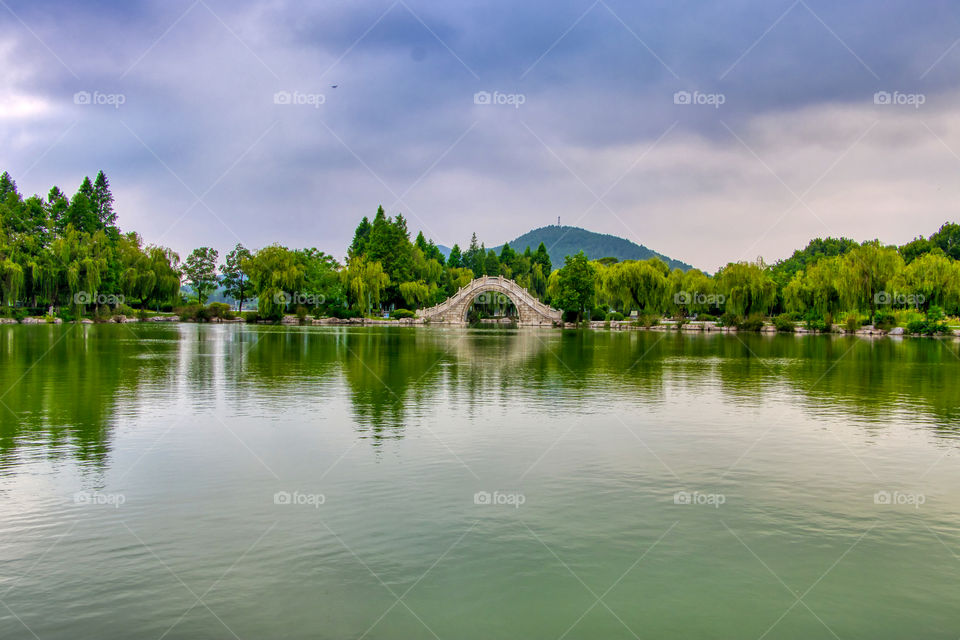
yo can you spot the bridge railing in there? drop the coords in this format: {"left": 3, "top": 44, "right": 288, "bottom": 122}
{"left": 417, "top": 276, "right": 560, "bottom": 320}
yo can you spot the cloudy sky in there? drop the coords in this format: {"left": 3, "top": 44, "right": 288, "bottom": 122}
{"left": 2, "top": 0, "right": 959, "bottom": 271}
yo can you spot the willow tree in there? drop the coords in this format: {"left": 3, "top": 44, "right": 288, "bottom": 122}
{"left": 340, "top": 256, "right": 390, "bottom": 315}
{"left": 399, "top": 280, "right": 432, "bottom": 308}
{"left": 783, "top": 256, "right": 844, "bottom": 318}
{"left": 891, "top": 251, "right": 960, "bottom": 312}
{"left": 838, "top": 242, "right": 903, "bottom": 320}
{"left": 247, "top": 245, "right": 305, "bottom": 319}
{"left": 670, "top": 268, "right": 715, "bottom": 315}
{"left": 716, "top": 261, "right": 776, "bottom": 316}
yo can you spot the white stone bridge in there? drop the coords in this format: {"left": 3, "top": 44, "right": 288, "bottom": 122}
{"left": 417, "top": 276, "right": 562, "bottom": 326}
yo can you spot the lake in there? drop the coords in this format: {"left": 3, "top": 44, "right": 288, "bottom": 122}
{"left": 1, "top": 324, "right": 958, "bottom": 639}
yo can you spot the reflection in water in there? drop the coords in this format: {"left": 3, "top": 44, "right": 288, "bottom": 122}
{"left": 1, "top": 325, "right": 959, "bottom": 468}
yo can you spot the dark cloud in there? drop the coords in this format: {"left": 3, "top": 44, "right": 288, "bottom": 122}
{"left": 2, "top": 0, "right": 960, "bottom": 269}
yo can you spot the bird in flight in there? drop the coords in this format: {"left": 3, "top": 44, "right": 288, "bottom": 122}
{"left": 331, "top": 85, "right": 338, "bottom": 89}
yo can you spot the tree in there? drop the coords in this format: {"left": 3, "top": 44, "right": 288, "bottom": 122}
{"left": 716, "top": 261, "right": 777, "bottom": 316}
{"left": 220, "top": 244, "right": 252, "bottom": 311}
{"left": 91, "top": 170, "right": 116, "bottom": 228}
{"left": 533, "top": 242, "right": 552, "bottom": 274}
{"left": 446, "top": 244, "right": 463, "bottom": 269}
{"left": 838, "top": 241, "right": 903, "bottom": 320}
{"left": 340, "top": 256, "right": 390, "bottom": 315}
{"left": 484, "top": 249, "right": 500, "bottom": 276}
{"left": 245, "top": 245, "right": 305, "bottom": 319}
{"left": 182, "top": 247, "right": 219, "bottom": 304}
{"left": 348, "top": 216, "right": 372, "bottom": 258}
{"left": 930, "top": 222, "right": 960, "bottom": 260}
{"left": 555, "top": 251, "right": 596, "bottom": 321}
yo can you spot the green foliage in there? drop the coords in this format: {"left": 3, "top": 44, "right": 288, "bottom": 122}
{"left": 717, "top": 312, "right": 740, "bottom": 327}
{"left": 716, "top": 262, "right": 776, "bottom": 316}
{"left": 874, "top": 313, "right": 897, "bottom": 332}
{"left": 495, "top": 225, "right": 690, "bottom": 271}
{"left": 391, "top": 308, "right": 415, "bottom": 319}
{"left": 182, "top": 247, "right": 219, "bottom": 305}
{"left": 175, "top": 303, "right": 208, "bottom": 322}
{"left": 773, "top": 313, "right": 795, "bottom": 332}
{"left": 606, "top": 311, "right": 625, "bottom": 321}
{"left": 243, "top": 311, "right": 259, "bottom": 324}
{"left": 555, "top": 251, "right": 596, "bottom": 321}
{"left": 844, "top": 314, "right": 862, "bottom": 333}
{"left": 736, "top": 313, "right": 766, "bottom": 332}
{"left": 220, "top": 244, "right": 252, "bottom": 311}
{"left": 208, "top": 302, "right": 233, "bottom": 320}
{"left": 906, "top": 306, "right": 951, "bottom": 335}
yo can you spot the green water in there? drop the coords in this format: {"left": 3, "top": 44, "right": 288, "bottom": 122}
{"left": 1, "top": 324, "right": 959, "bottom": 639}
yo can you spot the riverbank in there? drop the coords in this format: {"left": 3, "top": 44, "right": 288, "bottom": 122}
{"left": 4, "top": 313, "right": 960, "bottom": 338}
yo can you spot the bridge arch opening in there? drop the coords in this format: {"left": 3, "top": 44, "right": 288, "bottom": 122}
{"left": 464, "top": 289, "right": 519, "bottom": 324}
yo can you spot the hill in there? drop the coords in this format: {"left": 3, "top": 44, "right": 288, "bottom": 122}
{"left": 439, "top": 226, "right": 692, "bottom": 271}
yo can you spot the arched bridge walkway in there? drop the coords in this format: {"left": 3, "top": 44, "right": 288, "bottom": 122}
{"left": 417, "top": 276, "right": 561, "bottom": 326}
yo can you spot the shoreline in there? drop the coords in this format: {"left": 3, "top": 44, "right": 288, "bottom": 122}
{"left": 2, "top": 314, "right": 958, "bottom": 339}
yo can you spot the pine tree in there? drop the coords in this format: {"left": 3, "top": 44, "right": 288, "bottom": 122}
{"left": 0, "top": 172, "right": 17, "bottom": 199}
{"left": 91, "top": 171, "right": 116, "bottom": 228}
{"left": 349, "top": 216, "right": 372, "bottom": 258}
{"left": 533, "top": 242, "right": 552, "bottom": 274}
{"left": 447, "top": 244, "right": 462, "bottom": 269}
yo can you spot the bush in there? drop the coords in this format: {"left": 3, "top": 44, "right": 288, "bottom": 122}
{"left": 697, "top": 313, "right": 717, "bottom": 322}
{"left": 94, "top": 305, "right": 113, "bottom": 322}
{"left": 773, "top": 313, "right": 796, "bottom": 332}
{"left": 243, "top": 312, "right": 259, "bottom": 324}
{"left": 635, "top": 313, "right": 660, "bottom": 328}
{"left": 606, "top": 311, "right": 625, "bottom": 321}
{"left": 115, "top": 303, "right": 137, "bottom": 317}
{"left": 874, "top": 312, "right": 897, "bottom": 332}
{"left": 57, "top": 309, "right": 75, "bottom": 323}
{"left": 804, "top": 312, "right": 828, "bottom": 332}
{"left": 325, "top": 306, "right": 362, "bottom": 320}
{"left": 391, "top": 308, "right": 415, "bottom": 319}
{"left": 562, "top": 309, "right": 581, "bottom": 323}
{"left": 175, "top": 304, "right": 210, "bottom": 322}
{"left": 843, "top": 314, "right": 862, "bottom": 333}
{"left": 589, "top": 307, "right": 607, "bottom": 321}
{"left": 208, "top": 302, "right": 234, "bottom": 320}
{"left": 295, "top": 305, "right": 309, "bottom": 323}
{"left": 718, "top": 312, "right": 741, "bottom": 328}
{"left": 907, "top": 306, "right": 951, "bottom": 335}
{"left": 736, "top": 313, "right": 766, "bottom": 332}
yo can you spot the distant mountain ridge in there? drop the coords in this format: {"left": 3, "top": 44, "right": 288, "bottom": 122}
{"left": 439, "top": 225, "right": 692, "bottom": 271}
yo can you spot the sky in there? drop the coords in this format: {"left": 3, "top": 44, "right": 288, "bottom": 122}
{"left": 2, "top": 0, "right": 959, "bottom": 272}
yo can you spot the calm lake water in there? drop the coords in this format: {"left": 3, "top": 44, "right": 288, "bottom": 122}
{"left": 1, "top": 324, "right": 959, "bottom": 639}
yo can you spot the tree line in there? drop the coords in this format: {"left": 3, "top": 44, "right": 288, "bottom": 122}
{"left": 2, "top": 169, "right": 959, "bottom": 328}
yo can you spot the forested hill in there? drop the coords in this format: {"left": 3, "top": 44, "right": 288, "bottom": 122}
{"left": 439, "top": 226, "right": 693, "bottom": 271}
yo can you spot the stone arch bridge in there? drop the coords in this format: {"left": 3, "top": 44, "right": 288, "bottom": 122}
{"left": 417, "top": 276, "right": 562, "bottom": 326}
